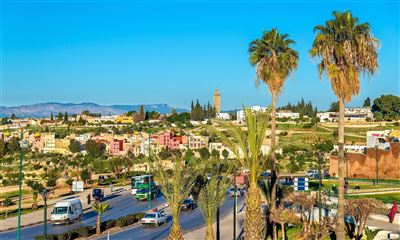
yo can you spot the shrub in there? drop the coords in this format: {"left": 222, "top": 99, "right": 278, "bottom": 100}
{"left": 3, "top": 197, "right": 13, "bottom": 207}
{"left": 105, "top": 219, "right": 117, "bottom": 229}
{"left": 74, "top": 226, "right": 91, "bottom": 237}
{"left": 57, "top": 232, "right": 72, "bottom": 240}
{"left": 33, "top": 234, "right": 57, "bottom": 240}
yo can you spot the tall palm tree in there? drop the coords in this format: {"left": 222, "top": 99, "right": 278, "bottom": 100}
{"left": 197, "top": 174, "right": 231, "bottom": 240}
{"left": 249, "top": 28, "right": 298, "bottom": 239}
{"left": 310, "top": 11, "right": 379, "bottom": 239}
{"left": 154, "top": 155, "right": 200, "bottom": 240}
{"left": 92, "top": 202, "right": 109, "bottom": 235}
{"left": 197, "top": 159, "right": 231, "bottom": 240}
{"left": 210, "top": 109, "right": 273, "bottom": 240}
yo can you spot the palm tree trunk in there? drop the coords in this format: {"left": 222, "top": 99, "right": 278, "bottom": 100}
{"left": 281, "top": 223, "right": 285, "bottom": 240}
{"left": 244, "top": 183, "right": 262, "bottom": 240}
{"left": 168, "top": 221, "right": 184, "bottom": 240}
{"left": 96, "top": 214, "right": 101, "bottom": 235}
{"left": 337, "top": 98, "right": 346, "bottom": 240}
{"left": 205, "top": 223, "right": 215, "bottom": 240}
{"left": 168, "top": 206, "right": 184, "bottom": 240}
{"left": 32, "top": 192, "right": 38, "bottom": 209}
{"left": 270, "top": 92, "right": 278, "bottom": 240}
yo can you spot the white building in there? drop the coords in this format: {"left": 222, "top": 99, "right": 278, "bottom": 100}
{"left": 216, "top": 112, "right": 230, "bottom": 120}
{"left": 276, "top": 110, "right": 300, "bottom": 119}
{"left": 317, "top": 107, "right": 373, "bottom": 122}
{"left": 237, "top": 106, "right": 268, "bottom": 123}
{"left": 209, "top": 142, "right": 235, "bottom": 159}
{"left": 333, "top": 145, "right": 367, "bottom": 153}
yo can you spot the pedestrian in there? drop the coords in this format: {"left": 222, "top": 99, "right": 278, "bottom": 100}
{"left": 110, "top": 183, "right": 113, "bottom": 193}
{"left": 87, "top": 194, "right": 91, "bottom": 205}
{"left": 388, "top": 200, "right": 398, "bottom": 223}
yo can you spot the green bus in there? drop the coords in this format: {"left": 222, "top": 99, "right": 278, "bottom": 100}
{"left": 131, "top": 175, "right": 153, "bottom": 195}
{"left": 135, "top": 182, "right": 159, "bottom": 201}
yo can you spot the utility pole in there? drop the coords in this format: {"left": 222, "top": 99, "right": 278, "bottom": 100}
{"left": 233, "top": 168, "right": 237, "bottom": 240}
{"left": 17, "top": 130, "right": 28, "bottom": 240}
{"left": 147, "top": 134, "right": 151, "bottom": 211}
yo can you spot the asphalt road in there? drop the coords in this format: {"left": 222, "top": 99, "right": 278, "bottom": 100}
{"left": 1, "top": 191, "right": 166, "bottom": 240}
{"left": 95, "top": 196, "right": 246, "bottom": 240}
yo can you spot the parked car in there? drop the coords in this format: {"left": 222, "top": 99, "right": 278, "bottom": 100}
{"left": 228, "top": 187, "right": 244, "bottom": 198}
{"left": 306, "top": 170, "right": 318, "bottom": 178}
{"left": 51, "top": 199, "right": 83, "bottom": 224}
{"left": 92, "top": 188, "right": 104, "bottom": 202}
{"left": 141, "top": 210, "right": 167, "bottom": 226}
{"left": 180, "top": 199, "right": 197, "bottom": 211}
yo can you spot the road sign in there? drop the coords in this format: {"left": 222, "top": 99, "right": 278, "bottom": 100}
{"left": 72, "top": 181, "right": 84, "bottom": 192}
{"left": 294, "top": 177, "right": 309, "bottom": 191}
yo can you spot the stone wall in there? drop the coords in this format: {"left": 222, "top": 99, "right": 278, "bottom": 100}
{"left": 329, "top": 142, "right": 400, "bottom": 180}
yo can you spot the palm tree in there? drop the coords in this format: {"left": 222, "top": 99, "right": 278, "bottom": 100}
{"left": 154, "top": 155, "right": 200, "bottom": 240}
{"left": 310, "top": 11, "right": 379, "bottom": 238}
{"left": 197, "top": 159, "right": 231, "bottom": 240}
{"left": 210, "top": 109, "right": 273, "bottom": 239}
{"left": 26, "top": 180, "right": 44, "bottom": 209}
{"left": 248, "top": 29, "right": 299, "bottom": 233}
{"left": 92, "top": 202, "right": 109, "bottom": 235}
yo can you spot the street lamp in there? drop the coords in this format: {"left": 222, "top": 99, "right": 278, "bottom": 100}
{"left": 17, "top": 134, "right": 29, "bottom": 240}
{"left": 41, "top": 189, "right": 52, "bottom": 240}
{"left": 316, "top": 152, "right": 324, "bottom": 226}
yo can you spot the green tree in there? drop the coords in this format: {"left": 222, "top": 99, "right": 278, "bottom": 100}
{"left": 11, "top": 113, "right": 17, "bottom": 119}
{"left": 197, "top": 163, "right": 231, "bottom": 240}
{"left": 92, "top": 202, "right": 109, "bottom": 235}
{"left": 372, "top": 95, "right": 400, "bottom": 120}
{"left": 328, "top": 101, "right": 339, "bottom": 112}
{"left": 210, "top": 109, "right": 272, "bottom": 240}
{"left": 221, "top": 149, "right": 229, "bottom": 160}
{"left": 249, "top": 29, "right": 298, "bottom": 239}
{"left": 199, "top": 147, "right": 210, "bottom": 160}
{"left": 310, "top": 11, "right": 379, "bottom": 238}
{"left": 363, "top": 97, "right": 371, "bottom": 108}
{"left": 210, "top": 149, "right": 220, "bottom": 159}
{"left": 63, "top": 112, "right": 69, "bottom": 123}
{"left": 80, "top": 168, "right": 91, "bottom": 185}
{"left": 26, "top": 180, "right": 45, "bottom": 209}
{"left": 57, "top": 112, "right": 63, "bottom": 121}
{"left": 50, "top": 112, "right": 54, "bottom": 121}
{"left": 69, "top": 139, "right": 81, "bottom": 153}
{"left": 0, "top": 140, "right": 6, "bottom": 157}
{"left": 139, "top": 105, "right": 145, "bottom": 121}
{"left": 85, "top": 140, "right": 105, "bottom": 157}
{"left": 6, "top": 137, "right": 20, "bottom": 153}
{"left": 154, "top": 156, "right": 200, "bottom": 240}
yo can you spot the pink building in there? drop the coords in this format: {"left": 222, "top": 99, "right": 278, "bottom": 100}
{"left": 109, "top": 139, "right": 124, "bottom": 156}
{"left": 158, "top": 132, "right": 183, "bottom": 150}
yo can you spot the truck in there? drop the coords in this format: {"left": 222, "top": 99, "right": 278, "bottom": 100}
{"left": 131, "top": 175, "right": 153, "bottom": 195}
{"left": 51, "top": 199, "right": 83, "bottom": 224}
{"left": 92, "top": 188, "right": 104, "bottom": 202}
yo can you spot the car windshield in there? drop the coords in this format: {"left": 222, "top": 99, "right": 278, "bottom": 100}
{"left": 93, "top": 189, "right": 101, "bottom": 194}
{"left": 52, "top": 207, "right": 68, "bottom": 214}
{"left": 137, "top": 189, "right": 148, "bottom": 193}
{"left": 144, "top": 213, "right": 156, "bottom": 218}
{"left": 183, "top": 199, "right": 192, "bottom": 204}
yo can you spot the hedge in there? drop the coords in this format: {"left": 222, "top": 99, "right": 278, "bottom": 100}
{"left": 33, "top": 212, "right": 145, "bottom": 240}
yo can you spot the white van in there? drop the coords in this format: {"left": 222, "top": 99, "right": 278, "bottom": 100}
{"left": 51, "top": 199, "right": 83, "bottom": 224}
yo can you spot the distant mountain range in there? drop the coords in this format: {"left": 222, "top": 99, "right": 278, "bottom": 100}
{"left": 0, "top": 102, "right": 188, "bottom": 118}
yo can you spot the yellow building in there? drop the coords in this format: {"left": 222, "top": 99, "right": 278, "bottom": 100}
{"left": 115, "top": 116, "right": 134, "bottom": 124}
{"left": 213, "top": 88, "right": 221, "bottom": 113}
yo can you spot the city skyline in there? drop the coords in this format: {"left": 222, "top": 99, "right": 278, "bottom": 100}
{"left": 2, "top": 1, "right": 399, "bottom": 110}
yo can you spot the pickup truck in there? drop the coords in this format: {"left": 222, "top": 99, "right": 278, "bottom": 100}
{"left": 141, "top": 211, "right": 167, "bottom": 226}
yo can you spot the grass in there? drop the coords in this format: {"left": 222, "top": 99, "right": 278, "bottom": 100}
{"left": 0, "top": 190, "right": 30, "bottom": 200}
{"left": 346, "top": 193, "right": 400, "bottom": 204}
{"left": 0, "top": 205, "right": 44, "bottom": 220}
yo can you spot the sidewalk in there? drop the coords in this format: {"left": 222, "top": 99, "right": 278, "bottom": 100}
{"left": 184, "top": 204, "right": 246, "bottom": 240}
{"left": 0, "top": 185, "right": 130, "bottom": 232}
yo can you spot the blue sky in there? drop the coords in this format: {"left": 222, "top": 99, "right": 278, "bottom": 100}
{"left": 1, "top": 0, "right": 399, "bottom": 111}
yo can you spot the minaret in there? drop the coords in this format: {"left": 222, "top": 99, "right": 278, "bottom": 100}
{"left": 213, "top": 88, "right": 221, "bottom": 113}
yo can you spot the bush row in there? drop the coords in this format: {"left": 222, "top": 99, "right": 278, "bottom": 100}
{"left": 33, "top": 212, "right": 145, "bottom": 240}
